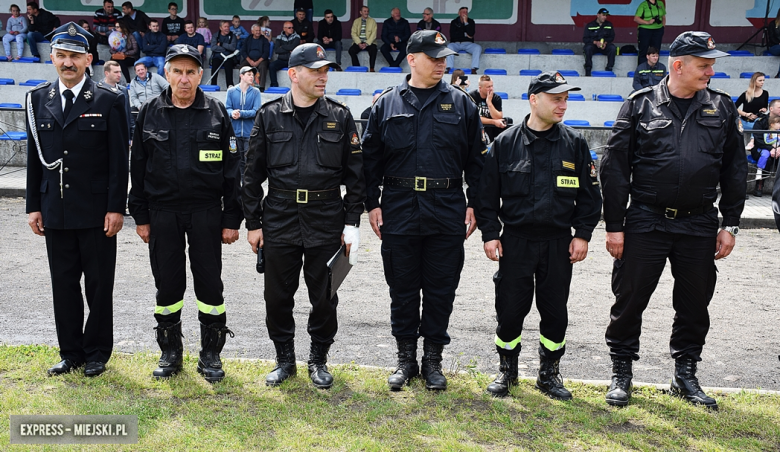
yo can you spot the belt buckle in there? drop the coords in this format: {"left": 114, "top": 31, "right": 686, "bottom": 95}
{"left": 664, "top": 207, "right": 677, "bottom": 219}
{"left": 296, "top": 189, "right": 308, "bottom": 203}
{"left": 414, "top": 176, "right": 427, "bottom": 191}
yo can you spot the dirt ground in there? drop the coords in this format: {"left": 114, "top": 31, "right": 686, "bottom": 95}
{"left": 1, "top": 196, "right": 778, "bottom": 390}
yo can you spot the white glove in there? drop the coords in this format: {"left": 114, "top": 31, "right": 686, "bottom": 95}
{"left": 342, "top": 225, "right": 360, "bottom": 265}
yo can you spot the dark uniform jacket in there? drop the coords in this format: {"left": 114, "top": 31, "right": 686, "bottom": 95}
{"left": 26, "top": 77, "right": 129, "bottom": 229}
{"left": 242, "top": 93, "right": 366, "bottom": 248}
{"left": 632, "top": 61, "right": 666, "bottom": 91}
{"left": 600, "top": 77, "right": 747, "bottom": 236}
{"left": 362, "top": 78, "right": 486, "bottom": 236}
{"left": 128, "top": 87, "right": 242, "bottom": 229}
{"left": 582, "top": 19, "right": 615, "bottom": 44}
{"left": 476, "top": 117, "right": 602, "bottom": 242}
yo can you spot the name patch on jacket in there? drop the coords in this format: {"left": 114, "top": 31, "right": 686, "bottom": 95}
{"left": 557, "top": 176, "right": 579, "bottom": 188}
{"left": 324, "top": 122, "right": 338, "bottom": 130}
{"left": 438, "top": 103, "right": 453, "bottom": 112}
{"left": 701, "top": 109, "right": 718, "bottom": 117}
{"left": 208, "top": 132, "right": 220, "bottom": 140}
{"left": 200, "top": 150, "right": 223, "bottom": 161}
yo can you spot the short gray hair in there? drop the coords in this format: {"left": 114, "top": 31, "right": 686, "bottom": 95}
{"left": 424, "top": 7, "right": 433, "bottom": 14}
{"left": 164, "top": 60, "right": 204, "bottom": 74}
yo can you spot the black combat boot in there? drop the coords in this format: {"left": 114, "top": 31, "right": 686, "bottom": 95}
{"left": 486, "top": 346, "right": 519, "bottom": 398}
{"left": 387, "top": 339, "right": 419, "bottom": 390}
{"left": 535, "top": 354, "right": 572, "bottom": 401}
{"left": 754, "top": 179, "right": 764, "bottom": 197}
{"left": 153, "top": 321, "right": 183, "bottom": 379}
{"left": 197, "top": 322, "right": 234, "bottom": 383}
{"left": 670, "top": 357, "right": 718, "bottom": 410}
{"left": 266, "top": 339, "right": 297, "bottom": 386}
{"left": 308, "top": 342, "right": 334, "bottom": 389}
{"left": 421, "top": 341, "right": 447, "bottom": 391}
{"left": 606, "top": 357, "right": 633, "bottom": 407}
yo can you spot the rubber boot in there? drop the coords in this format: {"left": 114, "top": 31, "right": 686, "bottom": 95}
{"left": 606, "top": 357, "right": 633, "bottom": 407}
{"left": 266, "top": 339, "right": 297, "bottom": 386}
{"left": 754, "top": 179, "right": 764, "bottom": 197}
{"left": 387, "top": 339, "right": 419, "bottom": 390}
{"left": 308, "top": 342, "right": 334, "bottom": 389}
{"left": 421, "top": 341, "right": 447, "bottom": 390}
{"left": 535, "top": 354, "right": 572, "bottom": 401}
{"left": 197, "top": 322, "right": 234, "bottom": 383}
{"left": 486, "top": 346, "right": 519, "bottom": 398}
{"left": 152, "top": 321, "right": 183, "bottom": 379}
{"left": 670, "top": 357, "right": 718, "bottom": 410}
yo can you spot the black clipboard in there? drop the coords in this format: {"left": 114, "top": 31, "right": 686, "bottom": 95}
{"left": 327, "top": 244, "right": 353, "bottom": 299}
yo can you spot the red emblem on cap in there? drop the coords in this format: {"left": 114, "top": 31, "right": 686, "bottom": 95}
{"left": 434, "top": 32, "right": 445, "bottom": 45}
{"left": 707, "top": 37, "right": 715, "bottom": 49}
{"left": 554, "top": 72, "right": 565, "bottom": 83}
{"left": 317, "top": 47, "right": 326, "bottom": 60}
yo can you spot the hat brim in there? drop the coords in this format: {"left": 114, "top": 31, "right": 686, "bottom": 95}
{"left": 538, "top": 84, "right": 582, "bottom": 94}
{"left": 686, "top": 49, "right": 730, "bottom": 58}
{"left": 51, "top": 42, "right": 89, "bottom": 54}
{"left": 421, "top": 47, "right": 457, "bottom": 59}
{"left": 303, "top": 60, "right": 342, "bottom": 71}
{"left": 165, "top": 53, "right": 202, "bottom": 68}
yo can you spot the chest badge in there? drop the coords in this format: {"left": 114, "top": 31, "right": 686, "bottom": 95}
{"left": 324, "top": 122, "right": 338, "bottom": 130}
{"left": 48, "top": 88, "right": 56, "bottom": 99}
{"left": 439, "top": 103, "right": 453, "bottom": 112}
{"left": 83, "top": 90, "right": 92, "bottom": 100}
{"left": 229, "top": 136, "right": 237, "bottom": 153}
{"left": 562, "top": 160, "right": 575, "bottom": 171}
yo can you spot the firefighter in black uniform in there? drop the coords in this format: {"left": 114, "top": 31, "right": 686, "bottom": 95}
{"left": 476, "top": 72, "right": 602, "bottom": 399}
{"left": 26, "top": 22, "right": 129, "bottom": 378}
{"left": 243, "top": 44, "right": 365, "bottom": 389}
{"left": 362, "top": 30, "right": 486, "bottom": 391}
{"left": 600, "top": 32, "right": 747, "bottom": 410}
{"left": 128, "top": 44, "right": 242, "bottom": 383}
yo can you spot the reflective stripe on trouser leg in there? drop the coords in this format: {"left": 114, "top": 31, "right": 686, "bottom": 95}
{"left": 197, "top": 299, "right": 225, "bottom": 316}
{"left": 155, "top": 299, "right": 184, "bottom": 316}
{"left": 495, "top": 334, "right": 521, "bottom": 351}
{"left": 540, "top": 334, "right": 566, "bottom": 352}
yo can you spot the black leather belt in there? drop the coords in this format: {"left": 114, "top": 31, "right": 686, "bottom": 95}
{"left": 268, "top": 187, "right": 340, "bottom": 203}
{"left": 384, "top": 176, "right": 462, "bottom": 191}
{"left": 635, "top": 203, "right": 712, "bottom": 219}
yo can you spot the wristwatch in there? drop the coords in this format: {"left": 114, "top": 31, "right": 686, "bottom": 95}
{"left": 722, "top": 226, "right": 739, "bottom": 237}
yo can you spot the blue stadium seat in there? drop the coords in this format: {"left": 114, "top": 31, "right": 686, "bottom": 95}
{"left": 731, "top": 96, "right": 740, "bottom": 103}
{"left": 591, "top": 71, "right": 616, "bottom": 77}
{"left": 18, "top": 56, "right": 40, "bottom": 62}
{"left": 0, "top": 56, "right": 6, "bottom": 62}
{"left": 45, "top": 61, "right": 53, "bottom": 64}
{"left": 484, "top": 69, "right": 507, "bottom": 76}
{"left": 345, "top": 66, "right": 368, "bottom": 72}
{"left": 747, "top": 154, "right": 757, "bottom": 164}
{"left": 769, "top": 96, "right": 780, "bottom": 102}
{"left": 519, "top": 69, "right": 542, "bottom": 76}
{"left": 568, "top": 93, "right": 585, "bottom": 101}
{"left": 590, "top": 150, "right": 598, "bottom": 161}
{"left": 556, "top": 70, "right": 579, "bottom": 77}
{"left": 484, "top": 48, "right": 506, "bottom": 54}
{"left": 627, "top": 71, "right": 635, "bottom": 77}
{"left": 20, "top": 79, "right": 47, "bottom": 86}
{"left": 597, "top": 94, "right": 624, "bottom": 102}
{"left": 336, "top": 89, "right": 361, "bottom": 96}
{"left": 495, "top": 92, "right": 508, "bottom": 100}
{"left": 0, "top": 78, "right": 15, "bottom": 85}
{"left": 521, "top": 93, "right": 528, "bottom": 100}
{"left": 517, "top": 48, "right": 540, "bottom": 55}
{"left": 265, "top": 87, "right": 290, "bottom": 94}
{"left": 711, "top": 72, "right": 730, "bottom": 78}
{"left": 552, "top": 49, "right": 575, "bottom": 55}
{"left": 373, "top": 89, "right": 384, "bottom": 95}
{"left": 659, "top": 50, "right": 670, "bottom": 56}
{"left": 0, "top": 131, "right": 27, "bottom": 140}
{"left": 728, "top": 50, "right": 753, "bottom": 56}
{"left": 379, "top": 67, "right": 401, "bottom": 73}
{"left": 740, "top": 72, "right": 755, "bottom": 78}
{"left": 564, "top": 120, "right": 590, "bottom": 126}
{"left": 15, "top": 60, "right": 37, "bottom": 64}
{"left": 0, "top": 103, "right": 23, "bottom": 108}
{"left": 604, "top": 121, "right": 615, "bottom": 127}
{"left": 199, "top": 85, "right": 220, "bottom": 92}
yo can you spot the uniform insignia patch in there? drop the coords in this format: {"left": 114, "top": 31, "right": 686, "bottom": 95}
{"left": 557, "top": 176, "right": 579, "bottom": 188}
{"left": 49, "top": 88, "right": 56, "bottom": 99}
{"left": 701, "top": 108, "right": 718, "bottom": 116}
{"left": 83, "top": 90, "right": 92, "bottom": 100}
{"left": 350, "top": 132, "right": 360, "bottom": 146}
{"left": 208, "top": 132, "right": 220, "bottom": 140}
{"left": 434, "top": 32, "right": 446, "bottom": 45}
{"left": 199, "top": 150, "right": 223, "bottom": 161}
{"left": 737, "top": 118, "right": 744, "bottom": 133}
{"left": 481, "top": 128, "right": 489, "bottom": 145}
{"left": 438, "top": 103, "right": 453, "bottom": 112}
{"left": 589, "top": 161, "right": 597, "bottom": 179}
{"left": 229, "top": 136, "right": 237, "bottom": 153}
{"left": 325, "top": 122, "right": 337, "bottom": 130}
{"left": 562, "top": 161, "right": 575, "bottom": 171}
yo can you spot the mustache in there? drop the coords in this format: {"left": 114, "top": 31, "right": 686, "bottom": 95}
{"left": 60, "top": 65, "right": 78, "bottom": 72}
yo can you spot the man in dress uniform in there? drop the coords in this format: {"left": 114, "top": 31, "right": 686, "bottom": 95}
{"left": 476, "top": 72, "right": 602, "bottom": 399}
{"left": 128, "top": 44, "right": 242, "bottom": 383}
{"left": 600, "top": 32, "right": 747, "bottom": 410}
{"left": 243, "top": 43, "right": 365, "bottom": 389}
{"left": 362, "top": 30, "right": 486, "bottom": 391}
{"left": 26, "top": 22, "right": 129, "bottom": 377}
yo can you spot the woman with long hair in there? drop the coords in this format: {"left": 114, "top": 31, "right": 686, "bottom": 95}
{"left": 735, "top": 72, "right": 768, "bottom": 130}
{"left": 109, "top": 21, "right": 139, "bottom": 83}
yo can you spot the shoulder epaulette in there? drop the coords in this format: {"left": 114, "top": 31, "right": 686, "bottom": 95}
{"left": 628, "top": 86, "right": 652, "bottom": 100}
{"left": 324, "top": 95, "right": 350, "bottom": 110}
{"left": 375, "top": 86, "right": 394, "bottom": 101}
{"left": 96, "top": 82, "right": 120, "bottom": 94}
{"left": 28, "top": 81, "right": 51, "bottom": 93}
{"left": 707, "top": 86, "right": 731, "bottom": 97}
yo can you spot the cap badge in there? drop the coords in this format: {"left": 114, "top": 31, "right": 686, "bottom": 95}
{"left": 67, "top": 24, "right": 77, "bottom": 36}
{"left": 173, "top": 44, "right": 190, "bottom": 53}
{"left": 707, "top": 37, "right": 715, "bottom": 50}
{"left": 316, "top": 47, "right": 326, "bottom": 60}
{"left": 434, "top": 32, "right": 445, "bottom": 45}
{"left": 554, "top": 72, "right": 565, "bottom": 83}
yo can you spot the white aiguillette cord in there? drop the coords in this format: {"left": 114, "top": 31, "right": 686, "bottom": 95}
{"left": 27, "top": 91, "right": 64, "bottom": 198}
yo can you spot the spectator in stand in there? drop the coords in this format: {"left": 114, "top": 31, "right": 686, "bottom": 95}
{"left": 294, "top": 0, "right": 313, "bottom": 24}
{"left": 450, "top": 68, "right": 470, "bottom": 89}
{"left": 26, "top": 2, "right": 59, "bottom": 61}
{"left": 750, "top": 99, "right": 780, "bottom": 197}
{"left": 4, "top": 4, "right": 27, "bottom": 60}
{"left": 176, "top": 20, "right": 205, "bottom": 57}
{"left": 349, "top": 5, "right": 377, "bottom": 71}
{"left": 634, "top": 0, "right": 665, "bottom": 65}
{"left": 110, "top": 21, "right": 139, "bottom": 83}
{"left": 128, "top": 60, "right": 169, "bottom": 111}
{"left": 100, "top": 60, "right": 132, "bottom": 139}
{"left": 230, "top": 15, "right": 249, "bottom": 51}
{"left": 754, "top": 116, "right": 780, "bottom": 198}
{"left": 209, "top": 20, "right": 239, "bottom": 87}
{"left": 136, "top": 19, "right": 167, "bottom": 76}
{"left": 226, "top": 66, "right": 261, "bottom": 183}
{"left": 292, "top": 8, "right": 312, "bottom": 44}
{"left": 470, "top": 75, "right": 510, "bottom": 142}
{"left": 446, "top": 7, "right": 481, "bottom": 74}
{"left": 241, "top": 24, "right": 270, "bottom": 90}
{"left": 736, "top": 72, "right": 768, "bottom": 131}
{"left": 268, "top": 21, "right": 300, "bottom": 87}
{"left": 196, "top": 17, "right": 212, "bottom": 45}
{"left": 93, "top": 0, "right": 121, "bottom": 46}
{"left": 161, "top": 2, "right": 184, "bottom": 42}
{"left": 77, "top": 19, "right": 99, "bottom": 75}
{"left": 120, "top": 2, "right": 151, "bottom": 49}
{"left": 380, "top": 8, "right": 411, "bottom": 68}
{"left": 417, "top": 7, "right": 441, "bottom": 31}
{"left": 766, "top": 10, "right": 780, "bottom": 77}
{"left": 258, "top": 15, "right": 273, "bottom": 57}
{"left": 582, "top": 7, "right": 615, "bottom": 76}
{"left": 317, "top": 9, "right": 342, "bottom": 66}
{"left": 631, "top": 46, "right": 666, "bottom": 91}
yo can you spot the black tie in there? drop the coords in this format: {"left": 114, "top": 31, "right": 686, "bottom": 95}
{"left": 63, "top": 89, "right": 74, "bottom": 120}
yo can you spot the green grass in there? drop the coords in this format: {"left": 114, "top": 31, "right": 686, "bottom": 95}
{"left": 1, "top": 344, "right": 779, "bottom": 451}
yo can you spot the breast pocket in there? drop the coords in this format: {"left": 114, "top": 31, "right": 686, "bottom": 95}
{"left": 142, "top": 128, "right": 172, "bottom": 173}
{"left": 637, "top": 118, "right": 673, "bottom": 155}
{"left": 317, "top": 132, "right": 343, "bottom": 169}
{"left": 78, "top": 117, "right": 107, "bottom": 149}
{"left": 432, "top": 113, "right": 462, "bottom": 152}
{"left": 499, "top": 160, "right": 531, "bottom": 197}
{"left": 195, "top": 128, "right": 223, "bottom": 174}
{"left": 266, "top": 131, "right": 297, "bottom": 168}
{"left": 382, "top": 114, "right": 415, "bottom": 152}
{"left": 696, "top": 117, "right": 725, "bottom": 156}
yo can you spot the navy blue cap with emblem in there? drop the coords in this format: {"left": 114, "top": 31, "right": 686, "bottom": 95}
{"left": 165, "top": 44, "right": 203, "bottom": 68}
{"left": 407, "top": 30, "right": 457, "bottom": 58}
{"left": 46, "top": 21, "right": 93, "bottom": 54}
{"left": 288, "top": 43, "right": 341, "bottom": 70}
{"left": 528, "top": 71, "right": 581, "bottom": 95}
{"left": 669, "top": 31, "right": 729, "bottom": 58}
